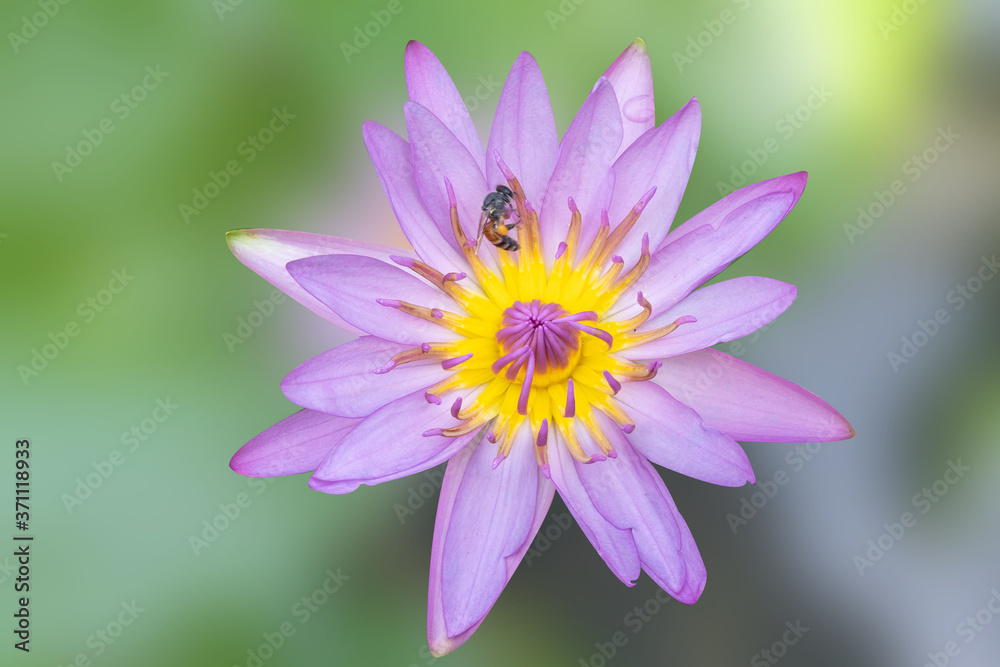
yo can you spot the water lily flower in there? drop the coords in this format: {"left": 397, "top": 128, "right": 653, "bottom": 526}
{"left": 226, "top": 38, "right": 854, "bottom": 656}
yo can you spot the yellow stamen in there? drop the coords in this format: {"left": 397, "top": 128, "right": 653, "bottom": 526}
{"left": 384, "top": 167, "right": 686, "bottom": 472}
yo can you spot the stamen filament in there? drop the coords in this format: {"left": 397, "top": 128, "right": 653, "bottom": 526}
{"left": 593, "top": 187, "right": 656, "bottom": 268}
{"left": 373, "top": 343, "right": 456, "bottom": 374}
{"left": 612, "top": 315, "right": 696, "bottom": 352}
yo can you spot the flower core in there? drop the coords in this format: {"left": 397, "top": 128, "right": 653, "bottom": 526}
{"left": 495, "top": 300, "right": 594, "bottom": 386}
{"left": 383, "top": 155, "right": 694, "bottom": 473}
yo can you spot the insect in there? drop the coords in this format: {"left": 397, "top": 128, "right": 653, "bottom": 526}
{"left": 477, "top": 185, "right": 520, "bottom": 253}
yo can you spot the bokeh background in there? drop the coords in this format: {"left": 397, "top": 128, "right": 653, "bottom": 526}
{"left": 2, "top": 0, "right": 999, "bottom": 665}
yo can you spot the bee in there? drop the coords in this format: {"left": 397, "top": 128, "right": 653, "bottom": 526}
{"left": 477, "top": 185, "right": 520, "bottom": 252}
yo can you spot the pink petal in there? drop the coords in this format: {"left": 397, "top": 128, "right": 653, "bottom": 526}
{"left": 485, "top": 52, "right": 559, "bottom": 206}
{"left": 606, "top": 98, "right": 701, "bottom": 267}
{"left": 427, "top": 430, "right": 555, "bottom": 657}
{"left": 600, "top": 38, "right": 656, "bottom": 159}
{"left": 308, "top": 390, "right": 477, "bottom": 494}
{"left": 662, "top": 171, "right": 808, "bottom": 247}
{"left": 286, "top": 254, "right": 462, "bottom": 345}
{"left": 437, "top": 426, "right": 542, "bottom": 639}
{"left": 362, "top": 121, "right": 468, "bottom": 276}
{"left": 227, "top": 229, "right": 403, "bottom": 334}
{"left": 404, "top": 41, "right": 485, "bottom": 173}
{"left": 574, "top": 423, "right": 707, "bottom": 602}
{"left": 624, "top": 277, "right": 797, "bottom": 359}
{"left": 405, "top": 101, "right": 491, "bottom": 264}
{"left": 610, "top": 173, "right": 806, "bottom": 320}
{"left": 281, "top": 336, "right": 448, "bottom": 418}
{"left": 546, "top": 429, "right": 641, "bottom": 586}
{"left": 427, "top": 444, "right": 483, "bottom": 656}
{"left": 230, "top": 409, "right": 361, "bottom": 477}
{"left": 539, "top": 79, "right": 623, "bottom": 265}
{"left": 614, "top": 381, "right": 754, "bottom": 487}
{"left": 654, "top": 348, "right": 856, "bottom": 442}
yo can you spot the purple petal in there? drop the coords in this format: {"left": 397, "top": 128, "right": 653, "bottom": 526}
{"left": 427, "top": 433, "right": 554, "bottom": 656}
{"left": 624, "top": 277, "right": 797, "bottom": 359}
{"left": 230, "top": 409, "right": 361, "bottom": 477}
{"left": 610, "top": 173, "right": 806, "bottom": 320}
{"left": 540, "top": 79, "right": 623, "bottom": 265}
{"left": 439, "top": 426, "right": 540, "bottom": 636}
{"left": 281, "top": 336, "right": 448, "bottom": 418}
{"left": 286, "top": 254, "right": 462, "bottom": 345}
{"left": 600, "top": 38, "right": 656, "bottom": 159}
{"left": 614, "top": 381, "right": 754, "bottom": 486}
{"left": 405, "top": 101, "right": 490, "bottom": 259}
{"left": 227, "top": 229, "right": 404, "bottom": 334}
{"left": 308, "top": 390, "right": 478, "bottom": 494}
{"left": 654, "top": 348, "right": 856, "bottom": 442}
{"left": 573, "top": 423, "right": 707, "bottom": 602}
{"left": 606, "top": 99, "right": 700, "bottom": 267}
{"left": 486, "top": 52, "right": 559, "bottom": 206}
{"left": 546, "top": 429, "right": 640, "bottom": 586}
{"left": 362, "top": 121, "right": 468, "bottom": 276}
{"left": 662, "top": 171, "right": 808, "bottom": 247}
{"left": 404, "top": 41, "right": 485, "bottom": 173}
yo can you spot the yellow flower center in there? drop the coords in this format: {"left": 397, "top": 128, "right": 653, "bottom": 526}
{"left": 384, "top": 163, "right": 692, "bottom": 471}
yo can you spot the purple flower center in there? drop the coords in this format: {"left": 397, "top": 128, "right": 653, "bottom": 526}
{"left": 492, "top": 300, "right": 612, "bottom": 384}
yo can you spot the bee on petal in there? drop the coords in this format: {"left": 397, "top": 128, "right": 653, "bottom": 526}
{"left": 477, "top": 185, "right": 520, "bottom": 253}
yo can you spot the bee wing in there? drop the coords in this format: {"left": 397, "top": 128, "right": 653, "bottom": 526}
{"left": 475, "top": 210, "right": 490, "bottom": 252}
{"left": 505, "top": 203, "right": 521, "bottom": 229}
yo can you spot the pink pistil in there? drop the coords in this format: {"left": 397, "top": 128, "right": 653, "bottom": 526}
{"left": 537, "top": 419, "right": 549, "bottom": 448}
{"left": 516, "top": 351, "right": 536, "bottom": 415}
{"left": 442, "top": 353, "right": 473, "bottom": 370}
{"left": 603, "top": 370, "right": 622, "bottom": 395}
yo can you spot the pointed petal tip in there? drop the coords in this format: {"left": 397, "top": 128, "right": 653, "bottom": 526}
{"left": 227, "top": 445, "right": 287, "bottom": 479}
{"left": 228, "top": 439, "right": 278, "bottom": 479}
{"left": 615, "top": 37, "right": 649, "bottom": 59}
{"left": 360, "top": 119, "right": 382, "bottom": 142}
{"left": 828, "top": 415, "right": 856, "bottom": 441}
{"left": 228, "top": 451, "right": 255, "bottom": 477}
{"left": 225, "top": 228, "right": 258, "bottom": 253}
{"left": 794, "top": 397, "right": 855, "bottom": 443}
{"left": 405, "top": 39, "right": 426, "bottom": 54}
{"left": 781, "top": 170, "right": 809, "bottom": 195}
{"left": 429, "top": 637, "right": 460, "bottom": 658}
{"left": 681, "top": 96, "right": 702, "bottom": 116}
{"left": 674, "top": 579, "right": 707, "bottom": 605}
{"left": 512, "top": 50, "right": 539, "bottom": 67}
{"left": 225, "top": 228, "right": 246, "bottom": 243}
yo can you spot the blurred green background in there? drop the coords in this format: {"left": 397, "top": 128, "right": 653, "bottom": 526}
{"left": 2, "top": 0, "right": 999, "bottom": 665}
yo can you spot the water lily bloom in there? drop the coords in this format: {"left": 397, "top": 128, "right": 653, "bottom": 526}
{"left": 227, "top": 38, "right": 854, "bottom": 656}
